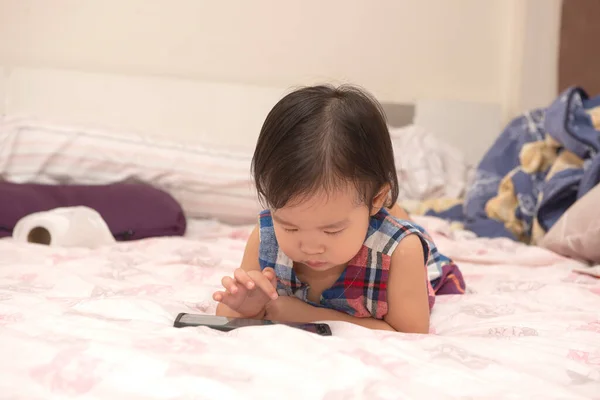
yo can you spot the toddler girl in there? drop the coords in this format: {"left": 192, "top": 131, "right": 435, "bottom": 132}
{"left": 213, "top": 85, "right": 465, "bottom": 332}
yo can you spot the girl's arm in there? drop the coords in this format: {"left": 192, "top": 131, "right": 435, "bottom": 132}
{"left": 383, "top": 233, "right": 430, "bottom": 333}
{"left": 295, "top": 305, "right": 396, "bottom": 331}
{"left": 215, "top": 225, "right": 273, "bottom": 319}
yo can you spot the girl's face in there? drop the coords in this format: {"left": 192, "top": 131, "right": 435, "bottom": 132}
{"left": 271, "top": 186, "right": 377, "bottom": 272}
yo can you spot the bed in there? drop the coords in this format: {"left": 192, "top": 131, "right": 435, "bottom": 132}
{"left": 1, "top": 217, "right": 598, "bottom": 398}
{"left": 0, "top": 67, "right": 599, "bottom": 398}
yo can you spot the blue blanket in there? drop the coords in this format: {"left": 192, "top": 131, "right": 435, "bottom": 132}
{"left": 426, "top": 87, "right": 600, "bottom": 243}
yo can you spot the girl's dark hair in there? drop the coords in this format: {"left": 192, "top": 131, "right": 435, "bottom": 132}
{"left": 252, "top": 84, "right": 398, "bottom": 210}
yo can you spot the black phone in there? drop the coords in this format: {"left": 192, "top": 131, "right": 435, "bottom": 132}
{"left": 173, "top": 313, "right": 332, "bottom": 336}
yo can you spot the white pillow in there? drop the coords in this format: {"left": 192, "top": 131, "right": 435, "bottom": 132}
{"left": 0, "top": 118, "right": 261, "bottom": 225}
{"left": 389, "top": 125, "right": 470, "bottom": 201}
{"left": 539, "top": 183, "right": 600, "bottom": 265}
{"left": 0, "top": 119, "right": 470, "bottom": 225}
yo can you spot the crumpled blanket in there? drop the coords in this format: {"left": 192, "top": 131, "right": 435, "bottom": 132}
{"left": 417, "top": 87, "right": 600, "bottom": 243}
{"left": 389, "top": 125, "right": 471, "bottom": 201}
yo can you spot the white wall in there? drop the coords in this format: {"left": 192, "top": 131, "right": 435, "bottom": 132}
{"left": 499, "top": 0, "right": 562, "bottom": 118}
{"left": 0, "top": 66, "right": 5, "bottom": 115}
{"left": 0, "top": 0, "right": 562, "bottom": 118}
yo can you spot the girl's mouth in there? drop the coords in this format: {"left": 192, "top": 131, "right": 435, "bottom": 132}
{"left": 305, "top": 261, "right": 327, "bottom": 268}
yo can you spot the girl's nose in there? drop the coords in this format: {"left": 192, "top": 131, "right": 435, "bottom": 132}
{"left": 300, "top": 241, "right": 325, "bottom": 255}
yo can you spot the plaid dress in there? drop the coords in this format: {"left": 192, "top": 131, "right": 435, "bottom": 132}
{"left": 258, "top": 208, "right": 465, "bottom": 319}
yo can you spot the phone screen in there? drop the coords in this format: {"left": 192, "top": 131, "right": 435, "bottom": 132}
{"left": 174, "top": 313, "right": 331, "bottom": 336}
{"left": 178, "top": 314, "right": 273, "bottom": 327}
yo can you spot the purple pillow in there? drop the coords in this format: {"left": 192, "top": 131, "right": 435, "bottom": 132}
{"left": 0, "top": 181, "right": 186, "bottom": 240}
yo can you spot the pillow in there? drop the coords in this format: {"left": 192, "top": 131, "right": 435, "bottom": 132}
{"left": 0, "top": 119, "right": 471, "bottom": 225}
{"left": 389, "top": 125, "right": 470, "bottom": 200}
{"left": 539, "top": 183, "right": 600, "bottom": 264}
{"left": 0, "top": 181, "right": 186, "bottom": 240}
{"left": 0, "top": 118, "right": 261, "bottom": 225}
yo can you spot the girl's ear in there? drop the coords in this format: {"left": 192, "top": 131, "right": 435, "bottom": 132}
{"left": 370, "top": 185, "right": 391, "bottom": 215}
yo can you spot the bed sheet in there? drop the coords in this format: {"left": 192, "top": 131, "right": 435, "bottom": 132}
{"left": 0, "top": 217, "right": 598, "bottom": 399}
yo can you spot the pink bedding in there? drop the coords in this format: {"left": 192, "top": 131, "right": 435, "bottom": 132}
{"left": 0, "top": 216, "right": 598, "bottom": 398}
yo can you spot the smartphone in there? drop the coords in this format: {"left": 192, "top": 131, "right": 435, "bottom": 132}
{"left": 173, "top": 313, "right": 332, "bottom": 336}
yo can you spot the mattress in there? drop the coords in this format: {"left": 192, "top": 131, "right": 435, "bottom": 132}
{"left": 0, "top": 216, "right": 598, "bottom": 399}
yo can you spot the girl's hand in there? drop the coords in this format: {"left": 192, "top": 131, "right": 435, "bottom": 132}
{"left": 213, "top": 267, "right": 278, "bottom": 318}
{"left": 264, "top": 295, "right": 314, "bottom": 322}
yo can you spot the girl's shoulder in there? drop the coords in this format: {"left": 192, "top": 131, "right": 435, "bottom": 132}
{"left": 365, "top": 208, "right": 431, "bottom": 256}
{"left": 370, "top": 208, "right": 427, "bottom": 235}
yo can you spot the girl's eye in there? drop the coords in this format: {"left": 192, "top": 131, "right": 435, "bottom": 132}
{"left": 324, "top": 229, "right": 344, "bottom": 236}
{"left": 284, "top": 228, "right": 298, "bottom": 233}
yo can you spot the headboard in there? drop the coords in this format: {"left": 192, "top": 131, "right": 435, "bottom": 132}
{"left": 0, "top": 66, "right": 502, "bottom": 165}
